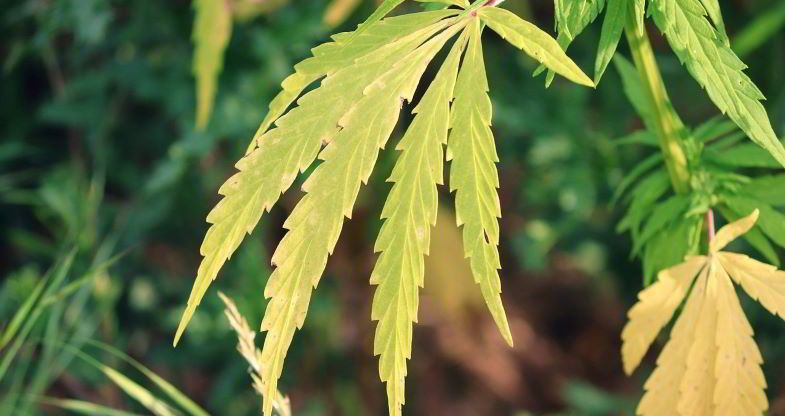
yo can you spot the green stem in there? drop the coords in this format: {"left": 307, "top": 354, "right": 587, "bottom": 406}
{"left": 624, "top": 7, "right": 691, "bottom": 194}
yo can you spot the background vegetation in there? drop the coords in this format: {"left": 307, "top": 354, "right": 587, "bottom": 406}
{"left": 2, "top": 0, "right": 785, "bottom": 414}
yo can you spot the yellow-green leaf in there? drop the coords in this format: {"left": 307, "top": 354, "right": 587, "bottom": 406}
{"left": 174, "top": 13, "right": 457, "bottom": 346}
{"left": 258, "top": 21, "right": 466, "bottom": 416}
{"left": 446, "top": 19, "right": 512, "bottom": 346}
{"left": 478, "top": 7, "right": 594, "bottom": 88}
{"left": 246, "top": 9, "right": 458, "bottom": 154}
{"left": 370, "top": 29, "right": 467, "bottom": 416}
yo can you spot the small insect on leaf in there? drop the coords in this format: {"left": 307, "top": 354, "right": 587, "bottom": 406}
{"left": 623, "top": 209, "right": 785, "bottom": 416}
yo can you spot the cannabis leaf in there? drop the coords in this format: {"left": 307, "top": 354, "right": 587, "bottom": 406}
{"left": 175, "top": 9, "right": 459, "bottom": 346}
{"left": 623, "top": 210, "right": 785, "bottom": 416}
{"left": 446, "top": 20, "right": 513, "bottom": 346}
{"left": 650, "top": 0, "right": 785, "bottom": 168}
{"left": 533, "top": 0, "right": 603, "bottom": 86}
{"left": 593, "top": 0, "right": 625, "bottom": 83}
{"left": 370, "top": 25, "right": 467, "bottom": 416}
{"left": 176, "top": 3, "right": 594, "bottom": 415}
{"left": 479, "top": 7, "right": 594, "bottom": 88}
{"left": 193, "top": 0, "right": 232, "bottom": 129}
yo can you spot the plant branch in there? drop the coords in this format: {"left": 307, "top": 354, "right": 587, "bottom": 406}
{"left": 624, "top": 6, "right": 691, "bottom": 194}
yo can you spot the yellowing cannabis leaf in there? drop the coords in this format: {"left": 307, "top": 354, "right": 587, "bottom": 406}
{"left": 175, "top": 10, "right": 457, "bottom": 345}
{"left": 478, "top": 7, "right": 594, "bottom": 88}
{"left": 623, "top": 209, "right": 785, "bottom": 416}
{"left": 177, "top": 3, "right": 595, "bottom": 415}
{"left": 193, "top": 0, "right": 232, "bottom": 130}
{"left": 246, "top": 9, "right": 458, "bottom": 154}
{"left": 369, "top": 27, "right": 467, "bottom": 416}
{"left": 258, "top": 19, "right": 467, "bottom": 416}
{"left": 446, "top": 19, "right": 513, "bottom": 346}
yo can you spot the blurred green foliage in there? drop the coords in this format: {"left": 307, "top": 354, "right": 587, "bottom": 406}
{"left": 2, "top": 0, "right": 785, "bottom": 414}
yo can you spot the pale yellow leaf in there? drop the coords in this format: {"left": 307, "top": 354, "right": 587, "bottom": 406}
{"left": 637, "top": 266, "right": 709, "bottom": 416}
{"left": 719, "top": 252, "right": 785, "bottom": 320}
{"left": 677, "top": 261, "right": 718, "bottom": 416}
{"left": 621, "top": 255, "right": 706, "bottom": 374}
{"left": 710, "top": 209, "right": 760, "bottom": 253}
{"left": 713, "top": 260, "right": 767, "bottom": 416}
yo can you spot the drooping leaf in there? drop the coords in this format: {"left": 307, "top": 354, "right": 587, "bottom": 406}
{"left": 637, "top": 265, "right": 707, "bottom": 416}
{"left": 258, "top": 21, "right": 467, "bottom": 416}
{"left": 625, "top": 210, "right": 785, "bottom": 415}
{"left": 719, "top": 252, "right": 785, "bottom": 320}
{"left": 479, "top": 7, "right": 594, "bottom": 87}
{"left": 193, "top": 0, "right": 232, "bottom": 130}
{"left": 370, "top": 29, "right": 467, "bottom": 416}
{"left": 446, "top": 19, "right": 513, "bottom": 346}
{"left": 175, "top": 13, "right": 457, "bottom": 345}
{"left": 712, "top": 261, "right": 766, "bottom": 416}
{"left": 677, "top": 263, "right": 717, "bottom": 416}
{"left": 650, "top": 0, "right": 785, "bottom": 167}
{"left": 553, "top": 0, "right": 605, "bottom": 44}
{"left": 622, "top": 255, "right": 706, "bottom": 374}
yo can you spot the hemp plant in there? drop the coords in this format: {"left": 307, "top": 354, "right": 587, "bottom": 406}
{"left": 182, "top": 0, "right": 785, "bottom": 415}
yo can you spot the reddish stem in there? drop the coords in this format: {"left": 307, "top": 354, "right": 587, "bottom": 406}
{"left": 707, "top": 209, "right": 716, "bottom": 242}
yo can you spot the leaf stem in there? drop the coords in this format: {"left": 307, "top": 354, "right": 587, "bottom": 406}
{"left": 623, "top": 5, "right": 691, "bottom": 194}
{"left": 707, "top": 208, "right": 715, "bottom": 242}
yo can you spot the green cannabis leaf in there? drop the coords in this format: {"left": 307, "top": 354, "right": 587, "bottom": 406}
{"left": 649, "top": 0, "right": 785, "bottom": 167}
{"left": 176, "top": 2, "right": 594, "bottom": 415}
